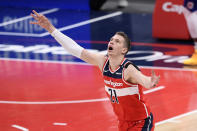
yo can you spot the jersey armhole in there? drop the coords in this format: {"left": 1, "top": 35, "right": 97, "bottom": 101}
{"left": 124, "top": 61, "right": 141, "bottom": 71}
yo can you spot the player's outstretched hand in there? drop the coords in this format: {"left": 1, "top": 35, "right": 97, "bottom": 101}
{"left": 30, "top": 10, "right": 55, "bottom": 33}
{"left": 150, "top": 70, "right": 160, "bottom": 88}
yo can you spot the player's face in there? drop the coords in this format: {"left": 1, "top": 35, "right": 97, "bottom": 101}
{"left": 107, "top": 34, "right": 127, "bottom": 57}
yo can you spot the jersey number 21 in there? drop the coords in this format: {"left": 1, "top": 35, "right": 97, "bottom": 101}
{"left": 108, "top": 88, "right": 119, "bottom": 104}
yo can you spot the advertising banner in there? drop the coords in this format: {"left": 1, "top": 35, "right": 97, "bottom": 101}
{"left": 153, "top": 0, "right": 190, "bottom": 39}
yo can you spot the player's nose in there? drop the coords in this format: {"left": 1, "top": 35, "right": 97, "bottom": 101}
{"left": 109, "top": 41, "right": 114, "bottom": 45}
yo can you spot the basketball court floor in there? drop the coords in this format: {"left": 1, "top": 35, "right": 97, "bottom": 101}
{"left": 0, "top": 7, "right": 197, "bottom": 131}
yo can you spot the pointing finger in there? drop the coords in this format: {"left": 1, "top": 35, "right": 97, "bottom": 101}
{"left": 32, "top": 10, "right": 40, "bottom": 17}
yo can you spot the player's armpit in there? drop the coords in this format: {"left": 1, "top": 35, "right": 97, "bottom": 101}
{"left": 80, "top": 49, "right": 107, "bottom": 70}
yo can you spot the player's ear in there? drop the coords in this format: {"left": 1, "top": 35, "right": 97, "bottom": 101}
{"left": 122, "top": 47, "right": 127, "bottom": 54}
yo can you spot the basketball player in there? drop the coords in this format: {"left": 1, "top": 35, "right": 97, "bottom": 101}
{"left": 30, "top": 10, "right": 159, "bottom": 131}
{"left": 182, "top": 0, "right": 197, "bottom": 65}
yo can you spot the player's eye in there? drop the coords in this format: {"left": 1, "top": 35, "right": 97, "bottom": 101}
{"left": 115, "top": 39, "right": 119, "bottom": 43}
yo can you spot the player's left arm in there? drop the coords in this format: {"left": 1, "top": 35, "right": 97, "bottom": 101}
{"left": 125, "top": 65, "right": 160, "bottom": 89}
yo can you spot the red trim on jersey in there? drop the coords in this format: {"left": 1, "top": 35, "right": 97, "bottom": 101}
{"left": 142, "top": 103, "right": 149, "bottom": 118}
{"left": 109, "top": 58, "right": 126, "bottom": 74}
{"left": 102, "top": 57, "right": 109, "bottom": 74}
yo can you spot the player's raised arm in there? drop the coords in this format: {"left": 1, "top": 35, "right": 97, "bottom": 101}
{"left": 30, "top": 10, "right": 106, "bottom": 69}
{"left": 126, "top": 65, "right": 160, "bottom": 89}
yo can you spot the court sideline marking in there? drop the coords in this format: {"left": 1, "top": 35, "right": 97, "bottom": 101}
{"left": 12, "top": 125, "right": 29, "bottom": 131}
{"left": 155, "top": 109, "right": 197, "bottom": 126}
{"left": 0, "top": 86, "right": 164, "bottom": 104}
{"left": 53, "top": 123, "right": 67, "bottom": 126}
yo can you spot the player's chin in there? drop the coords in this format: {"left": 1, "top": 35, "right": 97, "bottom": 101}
{"left": 107, "top": 50, "right": 112, "bottom": 54}
{"left": 107, "top": 51, "right": 114, "bottom": 56}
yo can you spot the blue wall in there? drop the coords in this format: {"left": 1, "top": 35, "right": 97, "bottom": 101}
{"left": 0, "top": 0, "right": 90, "bottom": 10}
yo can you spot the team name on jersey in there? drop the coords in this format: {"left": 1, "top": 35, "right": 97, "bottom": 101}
{"left": 104, "top": 79, "right": 123, "bottom": 87}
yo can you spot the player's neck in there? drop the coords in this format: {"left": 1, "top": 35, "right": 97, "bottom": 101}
{"left": 109, "top": 55, "right": 125, "bottom": 71}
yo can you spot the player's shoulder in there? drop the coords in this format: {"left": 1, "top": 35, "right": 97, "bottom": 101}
{"left": 123, "top": 60, "right": 140, "bottom": 71}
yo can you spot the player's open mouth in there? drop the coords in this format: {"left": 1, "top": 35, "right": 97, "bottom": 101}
{"left": 108, "top": 47, "right": 113, "bottom": 50}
